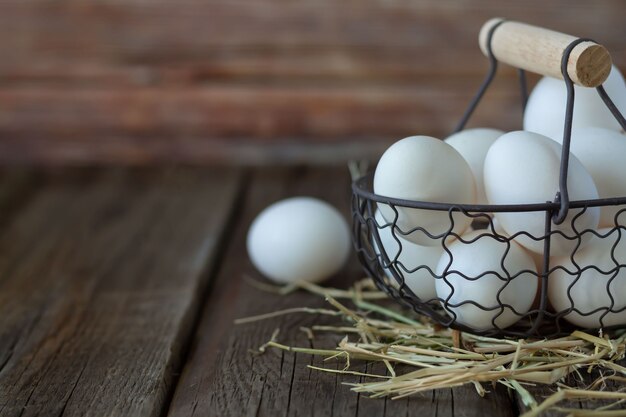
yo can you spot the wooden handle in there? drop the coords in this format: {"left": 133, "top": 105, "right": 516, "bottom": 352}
{"left": 479, "top": 18, "right": 612, "bottom": 87}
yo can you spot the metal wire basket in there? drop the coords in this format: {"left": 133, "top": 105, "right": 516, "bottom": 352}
{"left": 351, "top": 19, "right": 626, "bottom": 338}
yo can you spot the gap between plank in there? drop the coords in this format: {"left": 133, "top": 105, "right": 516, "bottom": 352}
{"left": 158, "top": 168, "right": 251, "bottom": 417}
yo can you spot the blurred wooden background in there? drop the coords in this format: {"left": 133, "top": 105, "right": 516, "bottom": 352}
{"left": 0, "top": 0, "right": 624, "bottom": 165}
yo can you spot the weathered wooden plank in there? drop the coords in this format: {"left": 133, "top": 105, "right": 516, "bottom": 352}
{"left": 0, "top": 79, "right": 527, "bottom": 137}
{"left": 0, "top": 169, "right": 41, "bottom": 227}
{"left": 0, "top": 136, "right": 393, "bottom": 166}
{"left": 1, "top": 0, "right": 624, "bottom": 76}
{"left": 0, "top": 79, "right": 529, "bottom": 165}
{"left": 0, "top": 0, "right": 624, "bottom": 164}
{"left": 0, "top": 168, "right": 242, "bottom": 417}
{"left": 166, "top": 167, "right": 341, "bottom": 417}
{"left": 167, "top": 166, "right": 518, "bottom": 417}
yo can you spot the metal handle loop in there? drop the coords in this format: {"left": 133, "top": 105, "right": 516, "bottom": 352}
{"left": 552, "top": 38, "right": 595, "bottom": 224}
{"left": 456, "top": 28, "right": 626, "bottom": 225}
{"left": 453, "top": 19, "right": 506, "bottom": 133}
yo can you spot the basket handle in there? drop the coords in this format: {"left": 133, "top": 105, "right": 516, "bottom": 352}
{"left": 479, "top": 18, "right": 612, "bottom": 87}
{"left": 474, "top": 18, "right": 624, "bottom": 224}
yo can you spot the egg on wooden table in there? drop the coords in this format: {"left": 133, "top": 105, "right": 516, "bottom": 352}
{"left": 483, "top": 131, "right": 600, "bottom": 256}
{"left": 372, "top": 210, "right": 441, "bottom": 301}
{"left": 524, "top": 65, "right": 626, "bottom": 141}
{"left": 247, "top": 197, "right": 350, "bottom": 284}
{"left": 374, "top": 136, "right": 476, "bottom": 246}
{"left": 548, "top": 228, "right": 626, "bottom": 328}
{"left": 568, "top": 127, "right": 626, "bottom": 227}
{"left": 445, "top": 128, "right": 504, "bottom": 205}
{"left": 435, "top": 230, "right": 538, "bottom": 331}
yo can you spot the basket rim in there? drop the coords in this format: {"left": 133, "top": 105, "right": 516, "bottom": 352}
{"left": 352, "top": 172, "right": 626, "bottom": 213}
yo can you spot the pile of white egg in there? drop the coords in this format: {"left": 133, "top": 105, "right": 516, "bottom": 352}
{"left": 374, "top": 65, "right": 626, "bottom": 331}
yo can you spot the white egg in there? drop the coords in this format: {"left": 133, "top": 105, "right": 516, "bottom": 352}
{"left": 524, "top": 65, "right": 626, "bottom": 141}
{"left": 489, "top": 217, "right": 506, "bottom": 235}
{"left": 435, "top": 230, "right": 538, "bottom": 331}
{"left": 445, "top": 128, "right": 504, "bottom": 205}
{"left": 247, "top": 197, "right": 350, "bottom": 284}
{"left": 374, "top": 136, "right": 476, "bottom": 246}
{"left": 468, "top": 221, "right": 545, "bottom": 309}
{"left": 484, "top": 131, "right": 600, "bottom": 256}
{"left": 568, "top": 127, "right": 626, "bottom": 227}
{"left": 372, "top": 210, "right": 440, "bottom": 301}
{"left": 549, "top": 228, "right": 626, "bottom": 328}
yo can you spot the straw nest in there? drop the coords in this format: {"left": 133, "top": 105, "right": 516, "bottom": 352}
{"left": 236, "top": 277, "right": 626, "bottom": 417}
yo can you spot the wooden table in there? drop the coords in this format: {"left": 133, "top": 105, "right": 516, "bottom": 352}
{"left": 0, "top": 166, "right": 622, "bottom": 417}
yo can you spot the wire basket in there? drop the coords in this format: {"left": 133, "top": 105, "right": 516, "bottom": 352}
{"left": 351, "top": 19, "right": 626, "bottom": 338}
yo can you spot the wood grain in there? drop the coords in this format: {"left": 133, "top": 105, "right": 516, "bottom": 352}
{"left": 0, "top": 0, "right": 624, "bottom": 163}
{"left": 0, "top": 168, "right": 242, "bottom": 416}
{"left": 480, "top": 19, "right": 612, "bottom": 87}
{"left": 0, "top": 78, "right": 529, "bottom": 165}
{"left": 1, "top": 1, "right": 624, "bottom": 79}
{"left": 1, "top": 166, "right": 623, "bottom": 415}
{"left": 166, "top": 166, "right": 518, "bottom": 417}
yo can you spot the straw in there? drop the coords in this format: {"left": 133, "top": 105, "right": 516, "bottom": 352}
{"left": 235, "top": 278, "right": 626, "bottom": 416}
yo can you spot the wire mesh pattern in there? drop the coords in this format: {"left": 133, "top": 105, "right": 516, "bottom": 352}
{"left": 352, "top": 180, "right": 626, "bottom": 337}
{"left": 351, "top": 21, "right": 626, "bottom": 338}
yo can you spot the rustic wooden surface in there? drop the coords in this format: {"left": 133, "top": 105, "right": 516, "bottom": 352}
{"left": 0, "top": 168, "right": 242, "bottom": 416}
{"left": 0, "top": 166, "right": 624, "bottom": 416}
{"left": 0, "top": 1, "right": 624, "bottom": 164}
{"left": 166, "top": 166, "right": 518, "bottom": 417}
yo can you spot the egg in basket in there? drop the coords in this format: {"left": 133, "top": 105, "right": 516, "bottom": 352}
{"left": 351, "top": 18, "right": 626, "bottom": 338}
